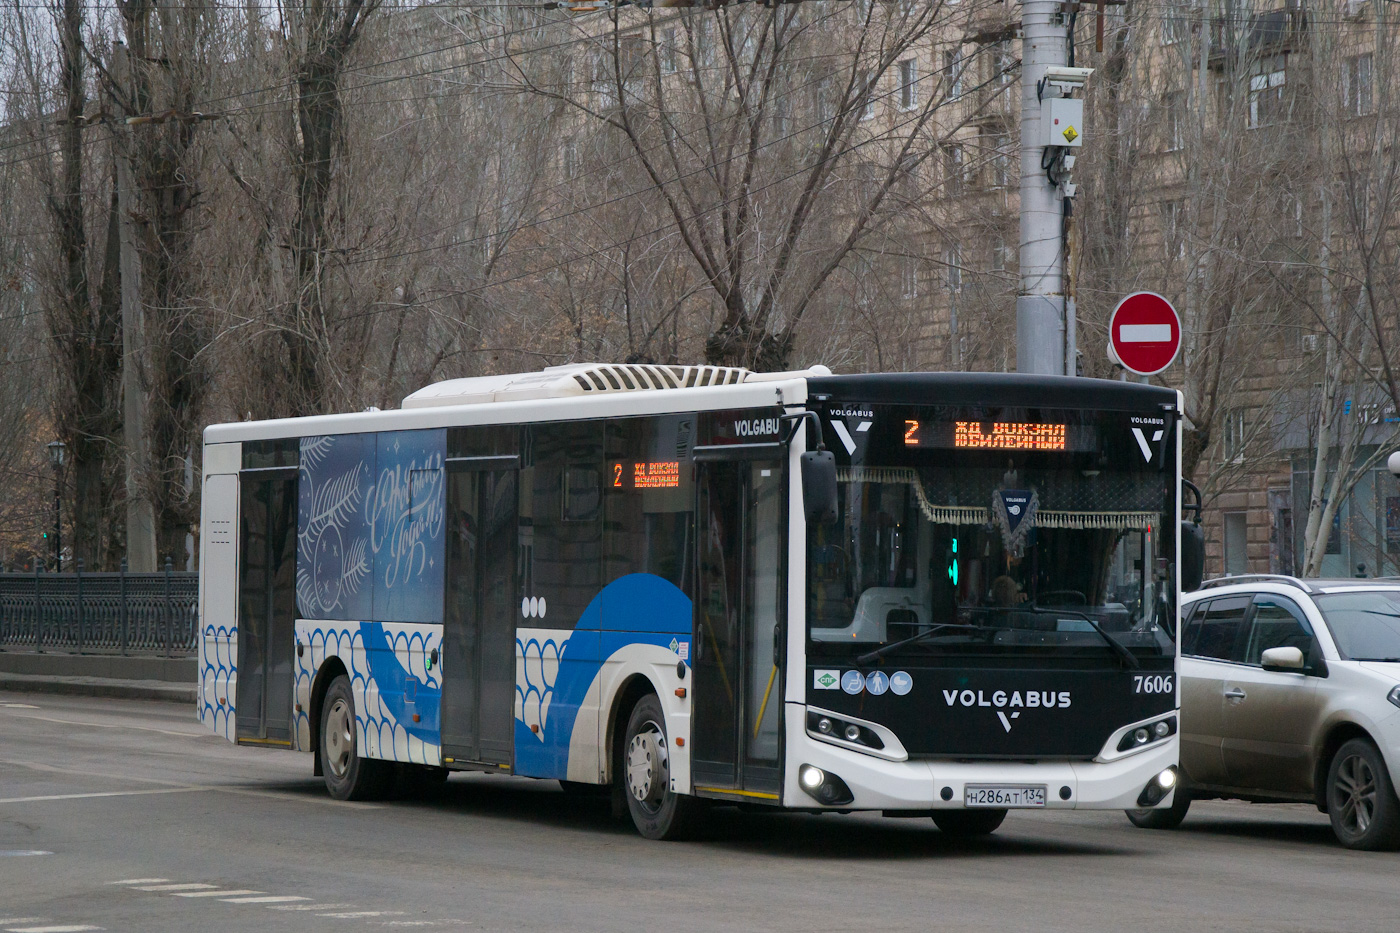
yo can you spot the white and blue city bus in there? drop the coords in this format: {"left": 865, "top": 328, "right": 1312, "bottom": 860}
{"left": 197, "top": 364, "right": 1191, "bottom": 839}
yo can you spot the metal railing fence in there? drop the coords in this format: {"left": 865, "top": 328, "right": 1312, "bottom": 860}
{"left": 0, "top": 559, "right": 198, "bottom": 656}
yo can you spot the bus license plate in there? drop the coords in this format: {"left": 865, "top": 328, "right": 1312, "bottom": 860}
{"left": 964, "top": 785, "right": 1046, "bottom": 808}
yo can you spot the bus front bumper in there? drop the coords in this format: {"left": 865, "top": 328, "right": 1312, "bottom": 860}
{"left": 781, "top": 706, "right": 1180, "bottom": 811}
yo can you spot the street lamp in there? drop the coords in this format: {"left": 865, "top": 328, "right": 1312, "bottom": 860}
{"left": 46, "top": 440, "right": 65, "bottom": 570}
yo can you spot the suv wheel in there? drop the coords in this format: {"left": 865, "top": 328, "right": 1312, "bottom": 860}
{"left": 1326, "top": 738, "right": 1400, "bottom": 851}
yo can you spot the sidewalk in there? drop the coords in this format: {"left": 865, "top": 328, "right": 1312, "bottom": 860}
{"left": 0, "top": 651, "right": 196, "bottom": 703}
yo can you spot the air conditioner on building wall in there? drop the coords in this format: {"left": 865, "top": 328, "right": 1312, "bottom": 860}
{"left": 1301, "top": 334, "right": 1319, "bottom": 354}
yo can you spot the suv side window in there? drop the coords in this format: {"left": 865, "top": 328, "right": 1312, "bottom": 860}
{"left": 1185, "top": 595, "right": 1250, "bottom": 662}
{"left": 1244, "top": 595, "right": 1314, "bottom": 666}
{"left": 1180, "top": 601, "right": 1205, "bottom": 652}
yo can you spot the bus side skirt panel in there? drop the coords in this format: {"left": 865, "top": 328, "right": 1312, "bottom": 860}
{"left": 293, "top": 619, "right": 444, "bottom": 765}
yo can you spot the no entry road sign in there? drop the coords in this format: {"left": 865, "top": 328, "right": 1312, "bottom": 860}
{"left": 1108, "top": 292, "right": 1181, "bottom": 376}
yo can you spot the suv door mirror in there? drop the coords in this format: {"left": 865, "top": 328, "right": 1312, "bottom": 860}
{"left": 1260, "top": 645, "right": 1306, "bottom": 672}
{"left": 1181, "top": 521, "right": 1205, "bottom": 592}
{"left": 800, "top": 450, "right": 838, "bottom": 525}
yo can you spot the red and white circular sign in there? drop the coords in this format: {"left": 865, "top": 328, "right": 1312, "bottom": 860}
{"left": 1108, "top": 292, "right": 1181, "bottom": 376}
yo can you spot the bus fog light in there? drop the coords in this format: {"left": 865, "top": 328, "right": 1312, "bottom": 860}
{"left": 1157, "top": 768, "right": 1177, "bottom": 789}
{"left": 1136, "top": 768, "right": 1178, "bottom": 807}
{"left": 798, "top": 764, "right": 854, "bottom": 806}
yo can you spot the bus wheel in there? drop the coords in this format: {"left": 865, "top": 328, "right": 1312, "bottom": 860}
{"left": 320, "top": 675, "right": 392, "bottom": 801}
{"left": 1126, "top": 790, "right": 1191, "bottom": 829}
{"left": 622, "top": 694, "right": 701, "bottom": 840}
{"left": 933, "top": 809, "right": 1007, "bottom": 836}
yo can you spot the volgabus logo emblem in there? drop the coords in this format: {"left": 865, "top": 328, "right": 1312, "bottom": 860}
{"left": 943, "top": 688, "right": 1072, "bottom": 733}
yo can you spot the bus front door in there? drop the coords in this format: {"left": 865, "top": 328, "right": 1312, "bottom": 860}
{"left": 441, "top": 462, "right": 518, "bottom": 768}
{"left": 691, "top": 458, "right": 785, "bottom": 799}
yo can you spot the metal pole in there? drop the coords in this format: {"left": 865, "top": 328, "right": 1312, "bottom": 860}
{"left": 120, "top": 557, "right": 129, "bottom": 655}
{"left": 75, "top": 558, "right": 84, "bottom": 654}
{"left": 34, "top": 558, "right": 43, "bottom": 651}
{"left": 52, "top": 465, "right": 61, "bottom": 569}
{"left": 1017, "top": 0, "right": 1069, "bottom": 375}
{"left": 164, "top": 555, "right": 173, "bottom": 657}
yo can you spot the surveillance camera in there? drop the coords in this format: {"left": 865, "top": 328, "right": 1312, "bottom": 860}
{"left": 1388, "top": 450, "right": 1400, "bottom": 478}
{"left": 1044, "top": 66, "right": 1095, "bottom": 85}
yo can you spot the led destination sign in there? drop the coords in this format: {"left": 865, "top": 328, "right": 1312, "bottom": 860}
{"left": 612, "top": 461, "right": 682, "bottom": 490}
{"left": 953, "top": 421, "right": 1067, "bottom": 450}
{"left": 900, "top": 419, "right": 1078, "bottom": 451}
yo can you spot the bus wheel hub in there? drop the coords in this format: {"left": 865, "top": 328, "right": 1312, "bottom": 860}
{"left": 627, "top": 730, "right": 667, "bottom": 805}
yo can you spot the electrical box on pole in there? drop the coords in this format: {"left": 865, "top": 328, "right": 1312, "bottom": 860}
{"left": 1042, "top": 98, "right": 1083, "bottom": 147}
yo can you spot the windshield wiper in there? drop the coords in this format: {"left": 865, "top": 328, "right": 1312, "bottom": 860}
{"left": 855, "top": 624, "right": 985, "bottom": 666}
{"left": 1022, "top": 607, "right": 1141, "bottom": 670}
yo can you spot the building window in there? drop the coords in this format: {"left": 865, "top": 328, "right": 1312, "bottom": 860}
{"left": 1224, "top": 511, "right": 1248, "bottom": 575}
{"left": 991, "top": 234, "right": 1009, "bottom": 272}
{"left": 1344, "top": 53, "right": 1374, "bottom": 116}
{"left": 1248, "top": 57, "right": 1288, "bottom": 129}
{"left": 945, "top": 246, "right": 962, "bottom": 294}
{"left": 991, "top": 40, "right": 1015, "bottom": 88}
{"left": 943, "top": 143, "right": 965, "bottom": 194}
{"left": 900, "top": 256, "right": 919, "bottom": 299}
{"left": 1161, "top": 199, "right": 1186, "bottom": 260}
{"left": 861, "top": 72, "right": 877, "bottom": 121}
{"left": 943, "top": 49, "right": 963, "bottom": 99}
{"left": 660, "top": 28, "right": 678, "bottom": 75}
{"left": 1162, "top": 3, "right": 1191, "bottom": 45}
{"left": 898, "top": 58, "right": 918, "bottom": 110}
{"left": 1164, "top": 90, "right": 1185, "bottom": 151}
{"left": 1222, "top": 407, "right": 1247, "bottom": 462}
{"left": 1387, "top": 496, "right": 1400, "bottom": 555}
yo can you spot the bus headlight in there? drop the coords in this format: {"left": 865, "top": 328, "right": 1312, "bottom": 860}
{"left": 1117, "top": 715, "right": 1177, "bottom": 752}
{"left": 806, "top": 711, "right": 885, "bottom": 750}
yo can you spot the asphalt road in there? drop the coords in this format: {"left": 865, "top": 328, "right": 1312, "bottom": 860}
{"left": 2, "top": 691, "right": 1398, "bottom": 933}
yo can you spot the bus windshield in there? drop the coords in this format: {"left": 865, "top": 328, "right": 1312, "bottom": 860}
{"left": 807, "top": 407, "right": 1176, "bottom": 662}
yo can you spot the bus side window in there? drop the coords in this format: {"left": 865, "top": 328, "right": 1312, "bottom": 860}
{"left": 526, "top": 422, "right": 604, "bottom": 629}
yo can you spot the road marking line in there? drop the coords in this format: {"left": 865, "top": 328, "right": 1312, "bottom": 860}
{"left": 107, "top": 879, "right": 168, "bottom": 885}
{"left": 0, "top": 787, "right": 207, "bottom": 805}
{"left": 0, "top": 921, "right": 45, "bottom": 925}
{"left": 318, "top": 912, "right": 405, "bottom": 919}
{"left": 1, "top": 704, "right": 39, "bottom": 708}
{"left": 221, "top": 896, "right": 309, "bottom": 904}
{"left": 133, "top": 884, "right": 218, "bottom": 892}
{"left": 0, "top": 850, "right": 52, "bottom": 857}
{"left": 266, "top": 904, "right": 354, "bottom": 912}
{"left": 0, "top": 711, "right": 204, "bottom": 738}
{"left": 7, "top": 926, "right": 104, "bottom": 932}
{"left": 170, "top": 890, "right": 263, "bottom": 898}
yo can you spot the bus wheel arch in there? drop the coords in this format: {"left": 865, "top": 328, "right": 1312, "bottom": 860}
{"left": 309, "top": 658, "right": 348, "bottom": 778}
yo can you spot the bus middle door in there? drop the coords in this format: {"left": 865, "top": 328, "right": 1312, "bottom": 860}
{"left": 440, "top": 456, "right": 519, "bottom": 769}
{"left": 691, "top": 455, "right": 785, "bottom": 800}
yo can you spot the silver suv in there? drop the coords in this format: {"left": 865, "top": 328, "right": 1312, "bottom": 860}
{"left": 1127, "top": 575, "right": 1400, "bottom": 850}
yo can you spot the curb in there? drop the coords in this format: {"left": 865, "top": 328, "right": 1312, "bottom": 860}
{"left": 0, "top": 673, "right": 195, "bottom": 704}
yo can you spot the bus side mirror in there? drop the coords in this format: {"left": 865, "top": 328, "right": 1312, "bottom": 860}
{"left": 1181, "top": 521, "right": 1205, "bottom": 592}
{"left": 801, "top": 450, "right": 838, "bottom": 525}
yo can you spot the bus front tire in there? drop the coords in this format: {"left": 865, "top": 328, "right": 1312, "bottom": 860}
{"left": 1126, "top": 790, "right": 1191, "bottom": 829}
{"left": 319, "top": 675, "right": 393, "bottom": 801}
{"left": 933, "top": 809, "right": 1007, "bottom": 836}
{"left": 622, "top": 694, "right": 702, "bottom": 840}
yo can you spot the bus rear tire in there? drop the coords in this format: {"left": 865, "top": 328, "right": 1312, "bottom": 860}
{"left": 1126, "top": 790, "right": 1191, "bottom": 829}
{"left": 319, "top": 675, "right": 393, "bottom": 801}
{"left": 933, "top": 809, "right": 1007, "bottom": 836}
{"left": 622, "top": 694, "right": 702, "bottom": 840}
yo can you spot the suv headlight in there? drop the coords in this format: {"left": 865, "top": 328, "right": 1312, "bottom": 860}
{"left": 1388, "top": 685, "right": 1400, "bottom": 709}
